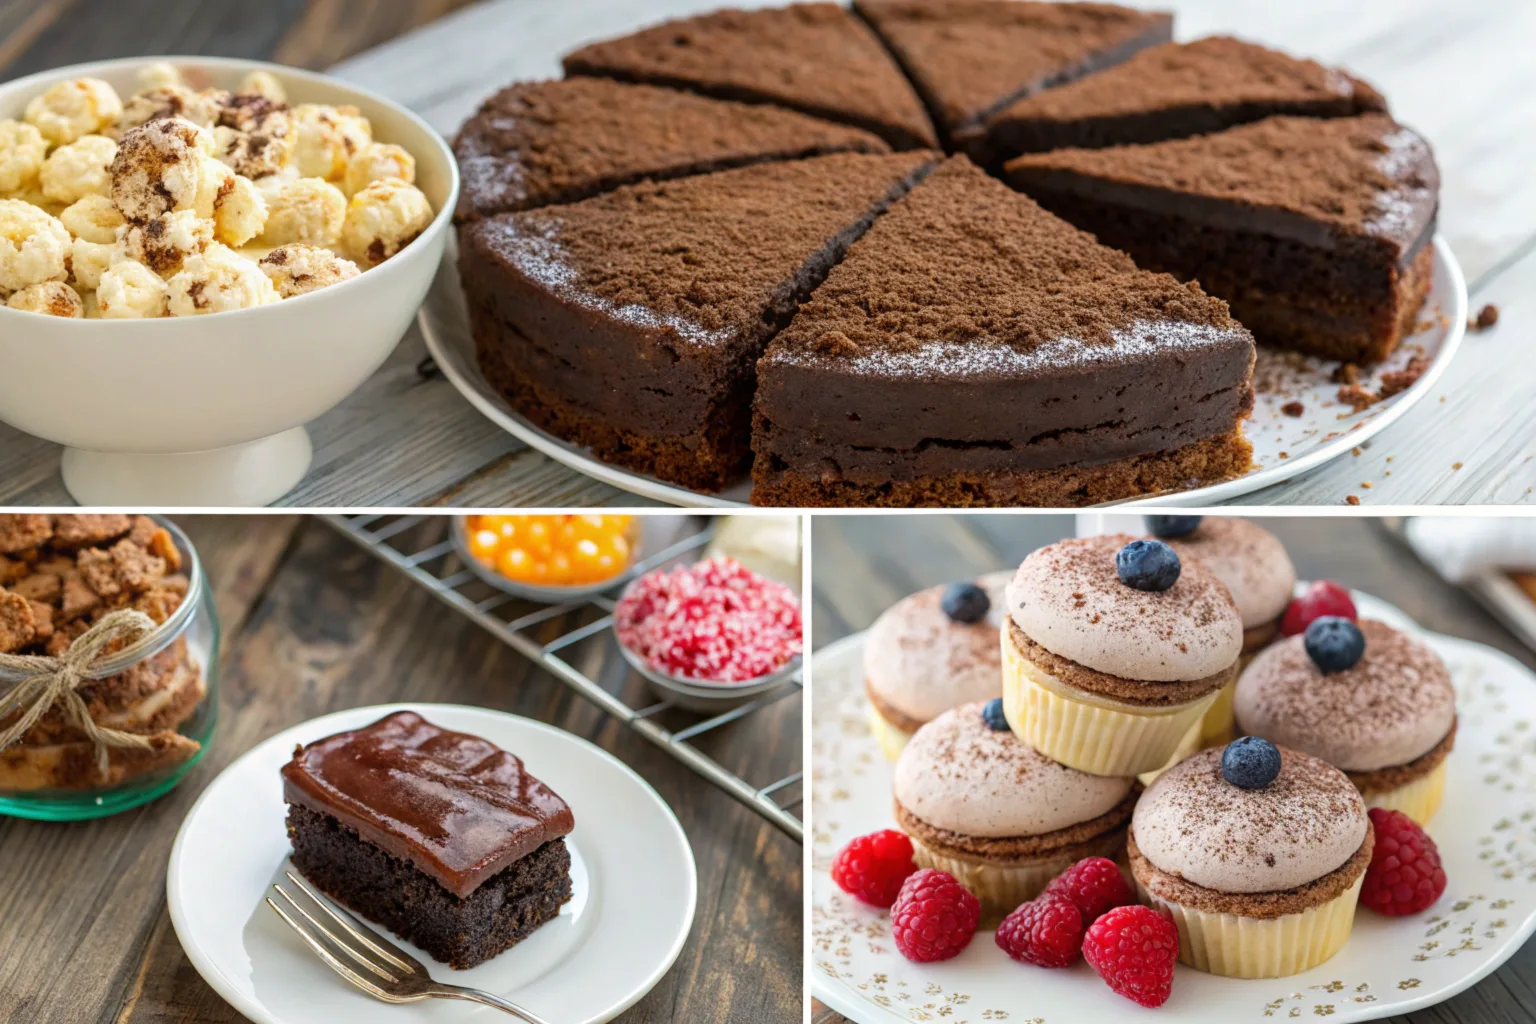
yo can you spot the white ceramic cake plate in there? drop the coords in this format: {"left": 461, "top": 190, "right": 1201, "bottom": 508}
{"left": 422, "top": 228, "right": 1463, "bottom": 509}
{"left": 811, "top": 590, "right": 1536, "bottom": 1024}
{"left": 168, "top": 703, "right": 696, "bottom": 1024}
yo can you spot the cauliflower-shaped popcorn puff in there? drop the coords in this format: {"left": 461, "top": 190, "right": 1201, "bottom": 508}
{"left": 240, "top": 71, "right": 287, "bottom": 104}
{"left": 96, "top": 260, "right": 167, "bottom": 318}
{"left": 212, "top": 172, "right": 268, "bottom": 246}
{"left": 211, "top": 96, "right": 296, "bottom": 180}
{"left": 71, "top": 237, "right": 114, "bottom": 291}
{"left": 40, "top": 134, "right": 117, "bottom": 205}
{"left": 25, "top": 78, "right": 123, "bottom": 146}
{"left": 343, "top": 142, "right": 415, "bottom": 197}
{"left": 292, "top": 103, "right": 371, "bottom": 181}
{"left": 114, "top": 86, "right": 224, "bottom": 136}
{"left": 59, "top": 193, "right": 125, "bottom": 243}
{"left": 7, "top": 280, "right": 84, "bottom": 317}
{"left": 259, "top": 243, "right": 359, "bottom": 298}
{"left": 0, "top": 199, "right": 71, "bottom": 295}
{"left": 110, "top": 118, "right": 212, "bottom": 222}
{"left": 118, "top": 210, "right": 213, "bottom": 276}
{"left": 166, "top": 242, "right": 278, "bottom": 316}
{"left": 342, "top": 177, "right": 432, "bottom": 265}
{"left": 260, "top": 176, "right": 345, "bottom": 247}
{"left": 136, "top": 62, "right": 186, "bottom": 93}
{"left": 0, "top": 120, "right": 48, "bottom": 194}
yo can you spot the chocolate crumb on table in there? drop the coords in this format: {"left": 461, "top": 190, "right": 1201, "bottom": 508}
{"left": 1470, "top": 303, "right": 1499, "bottom": 331}
{"left": 1345, "top": 495, "right": 1360, "bottom": 505}
{"left": 1281, "top": 401, "right": 1305, "bottom": 417}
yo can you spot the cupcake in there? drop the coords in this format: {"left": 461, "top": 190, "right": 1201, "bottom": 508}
{"left": 1130, "top": 739, "right": 1373, "bottom": 979}
{"left": 1002, "top": 535, "right": 1243, "bottom": 777}
{"left": 1234, "top": 618, "right": 1456, "bottom": 824}
{"left": 893, "top": 700, "right": 1137, "bottom": 922}
{"left": 864, "top": 573, "right": 1008, "bottom": 760}
{"left": 1153, "top": 515, "right": 1297, "bottom": 747}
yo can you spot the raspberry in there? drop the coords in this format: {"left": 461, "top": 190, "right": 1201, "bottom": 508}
{"left": 890, "top": 868, "right": 980, "bottom": 962}
{"left": 831, "top": 829, "right": 916, "bottom": 908}
{"left": 1360, "top": 808, "right": 1446, "bottom": 915}
{"left": 995, "top": 893, "right": 1083, "bottom": 967}
{"left": 1042, "top": 857, "right": 1135, "bottom": 922}
{"left": 1281, "top": 580, "right": 1358, "bottom": 636}
{"left": 1082, "top": 905, "right": 1180, "bottom": 1008}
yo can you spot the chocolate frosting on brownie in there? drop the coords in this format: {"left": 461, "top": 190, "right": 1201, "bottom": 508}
{"left": 282, "top": 711, "right": 574, "bottom": 899}
{"left": 563, "top": 3, "right": 937, "bottom": 150}
{"left": 1007, "top": 114, "right": 1438, "bottom": 263}
{"left": 753, "top": 155, "right": 1255, "bottom": 487}
{"left": 981, "top": 36, "right": 1387, "bottom": 160}
{"left": 452, "top": 78, "right": 890, "bottom": 222}
{"left": 854, "top": 0, "right": 1171, "bottom": 139}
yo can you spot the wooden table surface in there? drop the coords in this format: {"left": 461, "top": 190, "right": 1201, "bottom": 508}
{"left": 1, "top": 0, "right": 1534, "bottom": 508}
{"left": 810, "top": 512, "right": 1536, "bottom": 1024}
{"left": 0, "top": 514, "right": 802, "bottom": 1024}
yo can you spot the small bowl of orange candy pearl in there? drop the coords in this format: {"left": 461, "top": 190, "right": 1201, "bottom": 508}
{"left": 455, "top": 514, "right": 639, "bottom": 599}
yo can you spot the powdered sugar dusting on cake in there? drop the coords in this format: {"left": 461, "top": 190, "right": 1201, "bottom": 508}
{"left": 1366, "top": 126, "right": 1436, "bottom": 242}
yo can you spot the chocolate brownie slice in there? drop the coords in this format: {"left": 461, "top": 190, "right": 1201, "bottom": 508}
{"left": 563, "top": 3, "right": 937, "bottom": 150}
{"left": 751, "top": 155, "right": 1256, "bottom": 507}
{"left": 853, "top": 0, "right": 1171, "bottom": 148}
{"left": 282, "top": 711, "right": 575, "bottom": 970}
{"left": 453, "top": 78, "right": 890, "bottom": 222}
{"left": 459, "top": 151, "right": 937, "bottom": 490}
{"left": 1007, "top": 114, "right": 1438, "bottom": 363}
{"left": 980, "top": 36, "right": 1387, "bottom": 163}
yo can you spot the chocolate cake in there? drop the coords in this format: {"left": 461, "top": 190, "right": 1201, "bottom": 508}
{"left": 452, "top": 77, "right": 890, "bottom": 222}
{"left": 563, "top": 3, "right": 938, "bottom": 150}
{"left": 459, "top": 151, "right": 937, "bottom": 490}
{"left": 1007, "top": 114, "right": 1438, "bottom": 363}
{"left": 852, "top": 0, "right": 1171, "bottom": 149}
{"left": 979, "top": 36, "right": 1387, "bottom": 163}
{"left": 751, "top": 155, "right": 1257, "bottom": 507}
{"left": 282, "top": 711, "right": 575, "bottom": 971}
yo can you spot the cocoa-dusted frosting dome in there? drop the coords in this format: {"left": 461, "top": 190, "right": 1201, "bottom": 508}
{"left": 1165, "top": 518, "right": 1296, "bottom": 630}
{"left": 1006, "top": 533, "right": 1242, "bottom": 682}
{"left": 894, "top": 702, "right": 1134, "bottom": 838}
{"left": 1132, "top": 745, "right": 1366, "bottom": 893}
{"left": 1234, "top": 619, "right": 1455, "bottom": 772}
{"left": 864, "top": 572, "right": 1008, "bottom": 723}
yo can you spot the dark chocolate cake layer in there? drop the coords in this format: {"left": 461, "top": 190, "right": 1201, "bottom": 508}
{"left": 1007, "top": 114, "right": 1439, "bottom": 362}
{"left": 979, "top": 36, "right": 1387, "bottom": 163}
{"left": 752, "top": 155, "right": 1256, "bottom": 507}
{"left": 458, "top": 151, "right": 938, "bottom": 491}
{"left": 563, "top": 3, "right": 937, "bottom": 150}
{"left": 853, "top": 0, "right": 1170, "bottom": 147}
{"left": 453, "top": 77, "right": 890, "bottom": 222}
{"left": 287, "top": 804, "right": 574, "bottom": 971}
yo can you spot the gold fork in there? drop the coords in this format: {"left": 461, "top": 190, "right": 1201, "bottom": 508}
{"left": 266, "top": 870, "right": 553, "bottom": 1022}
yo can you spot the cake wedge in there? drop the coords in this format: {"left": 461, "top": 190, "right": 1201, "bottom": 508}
{"left": 1006, "top": 114, "right": 1438, "bottom": 362}
{"left": 751, "top": 155, "right": 1257, "bottom": 507}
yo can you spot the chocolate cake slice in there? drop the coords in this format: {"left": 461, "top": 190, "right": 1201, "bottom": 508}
{"left": 1007, "top": 114, "right": 1438, "bottom": 363}
{"left": 852, "top": 0, "right": 1171, "bottom": 149}
{"left": 459, "top": 151, "right": 937, "bottom": 490}
{"left": 751, "top": 155, "right": 1257, "bottom": 507}
{"left": 453, "top": 78, "right": 890, "bottom": 222}
{"left": 282, "top": 711, "right": 575, "bottom": 971}
{"left": 562, "top": 3, "right": 937, "bottom": 150}
{"left": 980, "top": 36, "right": 1387, "bottom": 163}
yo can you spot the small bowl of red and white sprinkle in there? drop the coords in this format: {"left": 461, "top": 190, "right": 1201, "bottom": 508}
{"left": 613, "top": 555, "right": 803, "bottom": 711}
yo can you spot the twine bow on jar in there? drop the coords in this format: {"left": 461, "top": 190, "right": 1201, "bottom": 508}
{"left": 0, "top": 609, "right": 159, "bottom": 779}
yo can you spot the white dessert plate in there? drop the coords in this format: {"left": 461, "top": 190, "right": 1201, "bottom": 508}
{"left": 811, "top": 591, "right": 1536, "bottom": 1024}
{"left": 423, "top": 206, "right": 1462, "bottom": 507}
{"left": 168, "top": 702, "right": 696, "bottom": 1024}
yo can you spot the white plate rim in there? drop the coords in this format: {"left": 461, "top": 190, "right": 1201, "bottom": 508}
{"left": 166, "top": 701, "right": 698, "bottom": 1024}
{"left": 422, "top": 228, "right": 1464, "bottom": 510}
{"left": 808, "top": 590, "right": 1536, "bottom": 1024}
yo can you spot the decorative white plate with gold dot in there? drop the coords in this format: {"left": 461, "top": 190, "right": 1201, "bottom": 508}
{"left": 812, "top": 592, "right": 1536, "bottom": 1024}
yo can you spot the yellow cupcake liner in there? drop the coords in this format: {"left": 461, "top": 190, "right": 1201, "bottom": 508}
{"left": 1137, "top": 721, "right": 1205, "bottom": 788}
{"left": 909, "top": 829, "right": 1128, "bottom": 925}
{"left": 867, "top": 704, "right": 914, "bottom": 762}
{"left": 1197, "top": 680, "right": 1238, "bottom": 747}
{"left": 1001, "top": 631, "right": 1220, "bottom": 777}
{"left": 1137, "top": 874, "right": 1364, "bottom": 979}
{"left": 1362, "top": 758, "right": 1448, "bottom": 825}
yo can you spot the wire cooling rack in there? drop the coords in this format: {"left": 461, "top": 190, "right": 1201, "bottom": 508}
{"left": 325, "top": 514, "right": 803, "bottom": 840}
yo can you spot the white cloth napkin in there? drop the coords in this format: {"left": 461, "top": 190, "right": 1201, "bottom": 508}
{"left": 1404, "top": 518, "right": 1536, "bottom": 583}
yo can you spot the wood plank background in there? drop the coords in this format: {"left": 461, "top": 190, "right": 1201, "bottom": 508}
{"left": 810, "top": 513, "right": 1536, "bottom": 1024}
{"left": 0, "top": 513, "right": 802, "bottom": 1024}
{"left": 0, "top": 0, "right": 1533, "bottom": 507}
